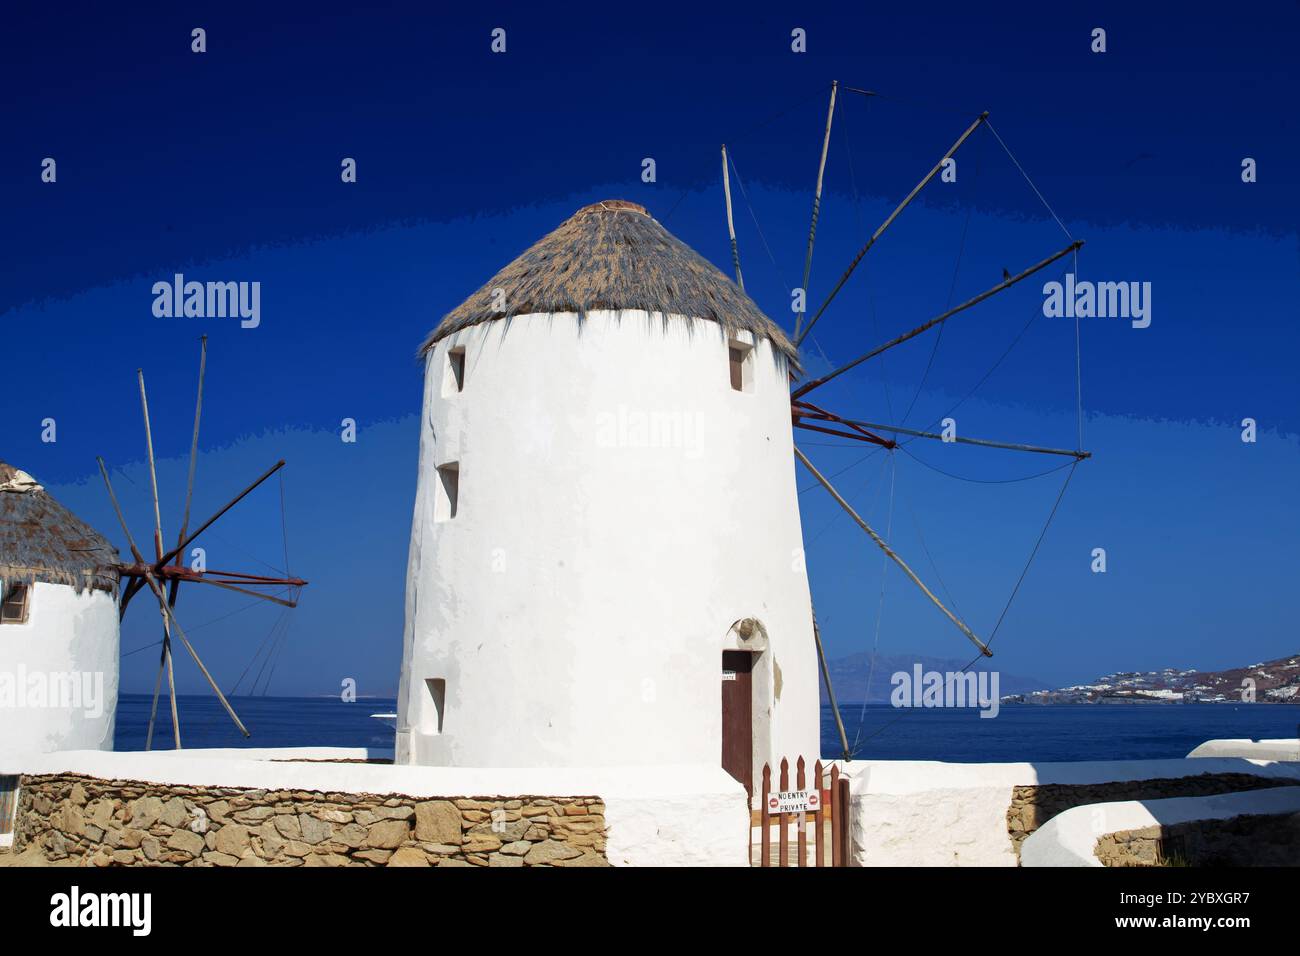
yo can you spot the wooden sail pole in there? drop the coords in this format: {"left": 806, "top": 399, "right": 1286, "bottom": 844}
{"left": 138, "top": 371, "right": 165, "bottom": 562}
{"left": 117, "top": 563, "right": 308, "bottom": 588}
{"left": 161, "top": 628, "right": 181, "bottom": 747}
{"left": 97, "top": 458, "right": 252, "bottom": 738}
{"left": 120, "top": 398, "right": 282, "bottom": 621}
{"left": 794, "top": 447, "right": 991, "bottom": 657}
{"left": 138, "top": 370, "right": 181, "bottom": 749}
{"left": 837, "top": 419, "right": 1091, "bottom": 459}
{"left": 150, "top": 335, "right": 207, "bottom": 750}
{"left": 793, "top": 239, "right": 1083, "bottom": 400}
{"left": 143, "top": 644, "right": 166, "bottom": 751}
{"left": 721, "top": 145, "right": 744, "bottom": 289}
{"left": 794, "top": 421, "right": 893, "bottom": 444}
{"left": 142, "top": 569, "right": 251, "bottom": 737}
{"left": 152, "top": 459, "right": 286, "bottom": 573}
{"left": 794, "top": 80, "right": 838, "bottom": 342}
{"left": 791, "top": 398, "right": 894, "bottom": 446}
{"left": 118, "top": 576, "right": 146, "bottom": 620}
{"left": 796, "top": 111, "right": 989, "bottom": 347}
{"left": 176, "top": 336, "right": 207, "bottom": 562}
{"left": 811, "top": 601, "right": 851, "bottom": 759}
{"left": 183, "top": 578, "right": 299, "bottom": 607}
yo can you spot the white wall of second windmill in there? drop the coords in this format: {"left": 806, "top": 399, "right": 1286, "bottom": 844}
{"left": 396, "top": 310, "right": 820, "bottom": 773}
{"left": 0, "top": 582, "right": 119, "bottom": 756}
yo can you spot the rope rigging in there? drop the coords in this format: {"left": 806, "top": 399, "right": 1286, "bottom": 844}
{"left": 103, "top": 336, "right": 307, "bottom": 749}
{"left": 851, "top": 449, "right": 895, "bottom": 755}
{"left": 898, "top": 131, "right": 984, "bottom": 429}
{"left": 847, "top": 457, "right": 1078, "bottom": 754}
{"left": 898, "top": 446, "right": 1078, "bottom": 484}
{"left": 759, "top": 82, "right": 1090, "bottom": 756}
{"left": 899, "top": 259, "right": 1068, "bottom": 456}
{"left": 663, "top": 82, "right": 833, "bottom": 227}
{"left": 725, "top": 148, "right": 792, "bottom": 293}
{"left": 982, "top": 459, "right": 1079, "bottom": 651}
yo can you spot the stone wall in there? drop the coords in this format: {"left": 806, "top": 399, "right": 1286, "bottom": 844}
{"left": 1095, "top": 811, "right": 1300, "bottom": 867}
{"left": 1006, "top": 773, "right": 1298, "bottom": 856}
{"left": 15, "top": 773, "right": 609, "bottom": 867}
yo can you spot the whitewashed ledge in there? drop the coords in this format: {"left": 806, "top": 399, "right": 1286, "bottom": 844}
{"left": 122, "top": 746, "right": 395, "bottom": 763}
{"left": 1187, "top": 738, "right": 1300, "bottom": 761}
{"left": 1021, "top": 786, "right": 1300, "bottom": 867}
{"left": 835, "top": 757, "right": 1300, "bottom": 867}
{"left": 0, "top": 749, "right": 749, "bottom": 867}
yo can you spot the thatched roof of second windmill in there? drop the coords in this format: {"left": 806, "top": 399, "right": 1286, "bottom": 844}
{"left": 0, "top": 461, "right": 119, "bottom": 594}
{"left": 421, "top": 200, "right": 799, "bottom": 367}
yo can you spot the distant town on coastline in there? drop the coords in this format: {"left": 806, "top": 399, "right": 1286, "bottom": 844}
{"left": 823, "top": 652, "right": 1300, "bottom": 706}
{"left": 1006, "top": 652, "right": 1300, "bottom": 705}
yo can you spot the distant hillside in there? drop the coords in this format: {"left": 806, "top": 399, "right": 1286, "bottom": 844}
{"left": 1012, "top": 652, "right": 1300, "bottom": 704}
{"left": 819, "top": 650, "right": 1051, "bottom": 704}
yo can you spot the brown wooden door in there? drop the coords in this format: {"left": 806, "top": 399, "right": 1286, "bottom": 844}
{"left": 721, "top": 650, "right": 753, "bottom": 797}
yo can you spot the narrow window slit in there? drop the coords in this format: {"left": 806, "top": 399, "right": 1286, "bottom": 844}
{"left": 729, "top": 341, "right": 754, "bottom": 392}
{"left": 435, "top": 462, "right": 459, "bottom": 522}
{"left": 423, "top": 678, "right": 446, "bottom": 734}
{"left": 443, "top": 346, "right": 466, "bottom": 395}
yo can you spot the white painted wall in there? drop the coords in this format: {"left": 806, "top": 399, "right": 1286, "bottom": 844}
{"left": 837, "top": 757, "right": 1300, "bottom": 866}
{"left": 1021, "top": 786, "right": 1300, "bottom": 867}
{"left": 1187, "top": 738, "right": 1300, "bottom": 761}
{"left": 1, "top": 750, "right": 750, "bottom": 866}
{"left": 397, "top": 311, "right": 819, "bottom": 785}
{"left": 130, "top": 745, "right": 391, "bottom": 762}
{"left": 0, "top": 582, "right": 118, "bottom": 756}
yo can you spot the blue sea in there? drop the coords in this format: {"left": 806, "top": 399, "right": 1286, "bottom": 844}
{"left": 823, "top": 702, "right": 1300, "bottom": 762}
{"left": 114, "top": 694, "right": 1300, "bottom": 762}
{"left": 114, "top": 695, "right": 400, "bottom": 752}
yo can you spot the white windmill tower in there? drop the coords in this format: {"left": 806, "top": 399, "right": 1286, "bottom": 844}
{"left": 1, "top": 340, "right": 307, "bottom": 761}
{"left": 397, "top": 80, "right": 1095, "bottom": 797}
{"left": 0, "top": 462, "right": 122, "bottom": 757}
{"left": 397, "top": 199, "right": 821, "bottom": 793}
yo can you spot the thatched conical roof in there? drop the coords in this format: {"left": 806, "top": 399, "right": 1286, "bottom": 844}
{"left": 421, "top": 200, "right": 798, "bottom": 366}
{"left": 0, "top": 461, "right": 119, "bottom": 594}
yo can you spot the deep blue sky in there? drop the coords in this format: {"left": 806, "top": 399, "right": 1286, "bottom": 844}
{"left": 3, "top": 3, "right": 1297, "bottom": 705}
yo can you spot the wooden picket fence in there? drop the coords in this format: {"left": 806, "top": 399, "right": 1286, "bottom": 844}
{"left": 0, "top": 776, "right": 18, "bottom": 847}
{"left": 751, "top": 757, "right": 850, "bottom": 867}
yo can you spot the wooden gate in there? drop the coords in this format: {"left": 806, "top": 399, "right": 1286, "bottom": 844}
{"left": 752, "top": 757, "right": 850, "bottom": 866}
{"left": 0, "top": 776, "right": 18, "bottom": 848}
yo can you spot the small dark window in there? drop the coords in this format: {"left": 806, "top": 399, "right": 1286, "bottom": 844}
{"left": 435, "top": 463, "right": 459, "bottom": 522}
{"left": 1, "top": 583, "right": 30, "bottom": 625}
{"left": 443, "top": 347, "right": 466, "bottom": 396}
{"left": 424, "top": 678, "right": 447, "bottom": 734}
{"left": 728, "top": 342, "right": 754, "bottom": 392}
{"left": 729, "top": 348, "right": 744, "bottom": 390}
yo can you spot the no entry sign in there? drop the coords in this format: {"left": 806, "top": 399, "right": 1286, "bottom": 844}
{"left": 769, "top": 789, "right": 820, "bottom": 814}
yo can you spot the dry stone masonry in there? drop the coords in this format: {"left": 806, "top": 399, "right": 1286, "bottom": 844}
{"left": 1095, "top": 812, "right": 1300, "bottom": 866}
{"left": 15, "top": 773, "right": 609, "bottom": 867}
{"left": 1005, "top": 773, "right": 1298, "bottom": 857}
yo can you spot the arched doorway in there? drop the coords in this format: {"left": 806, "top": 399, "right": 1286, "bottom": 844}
{"left": 721, "top": 618, "right": 771, "bottom": 799}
